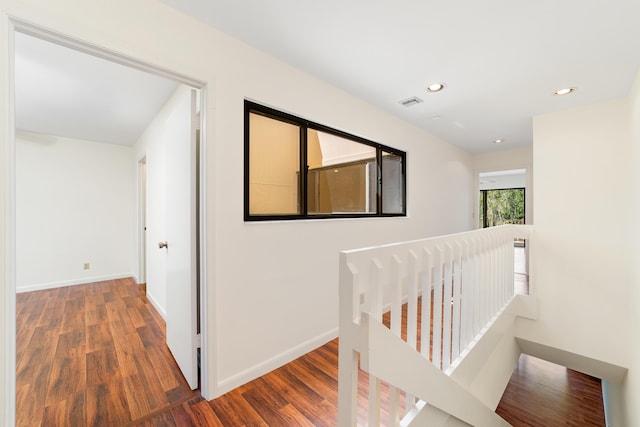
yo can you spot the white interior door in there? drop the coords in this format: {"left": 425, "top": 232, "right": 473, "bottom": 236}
{"left": 163, "top": 87, "right": 199, "bottom": 389}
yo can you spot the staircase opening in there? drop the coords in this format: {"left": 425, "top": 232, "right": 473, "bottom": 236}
{"left": 496, "top": 354, "right": 606, "bottom": 426}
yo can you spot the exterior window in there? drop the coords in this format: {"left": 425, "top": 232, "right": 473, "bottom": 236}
{"left": 479, "top": 188, "right": 525, "bottom": 228}
{"left": 245, "top": 101, "right": 406, "bottom": 221}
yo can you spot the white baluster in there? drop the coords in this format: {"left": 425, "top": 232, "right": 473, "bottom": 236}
{"left": 368, "top": 258, "right": 383, "bottom": 426}
{"left": 451, "top": 242, "right": 462, "bottom": 361}
{"left": 432, "top": 248, "right": 443, "bottom": 370}
{"left": 421, "top": 248, "right": 433, "bottom": 362}
{"left": 389, "top": 254, "right": 402, "bottom": 425}
{"left": 405, "top": 250, "right": 419, "bottom": 411}
{"left": 442, "top": 244, "right": 453, "bottom": 370}
{"left": 460, "top": 240, "right": 471, "bottom": 351}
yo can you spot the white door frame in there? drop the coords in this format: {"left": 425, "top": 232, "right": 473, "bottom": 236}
{"left": 3, "top": 18, "right": 211, "bottom": 425}
{"left": 138, "top": 156, "right": 147, "bottom": 284}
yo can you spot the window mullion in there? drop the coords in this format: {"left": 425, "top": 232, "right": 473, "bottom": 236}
{"left": 300, "top": 125, "right": 308, "bottom": 216}
{"left": 376, "top": 147, "right": 382, "bottom": 214}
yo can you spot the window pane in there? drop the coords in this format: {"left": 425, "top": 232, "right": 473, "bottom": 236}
{"left": 307, "top": 129, "right": 376, "bottom": 214}
{"left": 484, "top": 188, "right": 525, "bottom": 227}
{"left": 249, "top": 113, "right": 300, "bottom": 215}
{"left": 382, "top": 151, "right": 404, "bottom": 214}
{"left": 479, "top": 191, "right": 485, "bottom": 228}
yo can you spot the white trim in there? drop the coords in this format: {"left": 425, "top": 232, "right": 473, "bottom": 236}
{"left": 137, "top": 156, "right": 147, "bottom": 285}
{"left": 16, "top": 273, "right": 135, "bottom": 293}
{"left": 146, "top": 290, "right": 167, "bottom": 321}
{"left": 198, "top": 86, "right": 211, "bottom": 399}
{"left": 12, "top": 18, "right": 204, "bottom": 89}
{"left": 216, "top": 328, "right": 338, "bottom": 397}
{"left": 2, "top": 14, "right": 17, "bottom": 427}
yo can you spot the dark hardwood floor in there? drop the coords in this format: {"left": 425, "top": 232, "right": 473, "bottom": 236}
{"left": 16, "top": 278, "right": 197, "bottom": 426}
{"left": 496, "top": 354, "right": 606, "bottom": 427}
{"left": 17, "top": 277, "right": 604, "bottom": 426}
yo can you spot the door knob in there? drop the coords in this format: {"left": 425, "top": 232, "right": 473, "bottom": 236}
{"left": 158, "top": 241, "right": 168, "bottom": 249}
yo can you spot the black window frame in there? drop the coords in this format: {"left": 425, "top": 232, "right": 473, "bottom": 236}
{"left": 244, "top": 100, "right": 406, "bottom": 221}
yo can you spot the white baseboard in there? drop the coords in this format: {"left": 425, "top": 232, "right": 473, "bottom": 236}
{"left": 214, "top": 327, "right": 338, "bottom": 397}
{"left": 146, "top": 291, "right": 166, "bottom": 320}
{"left": 16, "top": 272, "right": 134, "bottom": 293}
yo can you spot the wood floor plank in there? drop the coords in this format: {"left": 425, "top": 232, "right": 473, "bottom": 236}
{"left": 146, "top": 345, "right": 183, "bottom": 392}
{"left": 260, "top": 363, "right": 337, "bottom": 426}
{"left": 132, "top": 351, "right": 172, "bottom": 408}
{"left": 208, "top": 388, "right": 268, "bottom": 426}
{"left": 45, "top": 355, "right": 86, "bottom": 405}
{"left": 278, "top": 403, "right": 317, "bottom": 427}
{"left": 85, "top": 320, "right": 114, "bottom": 353}
{"left": 43, "top": 392, "right": 86, "bottom": 427}
{"left": 137, "top": 411, "right": 177, "bottom": 427}
{"left": 86, "top": 345, "right": 120, "bottom": 386}
{"left": 123, "top": 374, "right": 156, "bottom": 419}
{"left": 41, "top": 399, "right": 67, "bottom": 426}
{"left": 85, "top": 302, "right": 107, "bottom": 326}
{"left": 54, "top": 329, "right": 86, "bottom": 359}
{"left": 167, "top": 402, "right": 198, "bottom": 427}
{"left": 127, "top": 303, "right": 147, "bottom": 328}
{"left": 59, "top": 296, "right": 86, "bottom": 333}
{"left": 188, "top": 399, "right": 225, "bottom": 426}
{"left": 86, "top": 380, "right": 131, "bottom": 427}
{"left": 16, "top": 383, "right": 43, "bottom": 427}
{"left": 240, "top": 377, "right": 288, "bottom": 423}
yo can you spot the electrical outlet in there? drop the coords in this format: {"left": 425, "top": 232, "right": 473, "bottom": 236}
{"left": 83, "top": 262, "right": 90, "bottom": 270}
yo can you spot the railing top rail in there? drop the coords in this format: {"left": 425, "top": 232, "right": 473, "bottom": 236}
{"left": 341, "top": 224, "right": 531, "bottom": 257}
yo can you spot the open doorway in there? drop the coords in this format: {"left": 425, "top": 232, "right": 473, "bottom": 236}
{"left": 478, "top": 169, "right": 526, "bottom": 228}
{"left": 478, "top": 168, "right": 528, "bottom": 294}
{"left": 10, "top": 23, "right": 208, "bottom": 425}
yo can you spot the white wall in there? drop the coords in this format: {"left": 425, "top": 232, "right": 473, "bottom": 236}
{"left": 523, "top": 98, "right": 633, "bottom": 423}
{"left": 133, "top": 85, "right": 192, "bottom": 318}
{"left": 625, "top": 71, "right": 640, "bottom": 427}
{"left": 474, "top": 146, "right": 533, "bottom": 226}
{"left": 0, "top": 0, "right": 475, "bottom": 404}
{"left": 15, "top": 132, "right": 134, "bottom": 292}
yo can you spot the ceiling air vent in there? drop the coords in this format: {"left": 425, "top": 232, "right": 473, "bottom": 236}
{"left": 399, "top": 96, "right": 424, "bottom": 107}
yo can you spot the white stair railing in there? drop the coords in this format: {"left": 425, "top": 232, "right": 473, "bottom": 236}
{"left": 338, "top": 225, "right": 531, "bottom": 426}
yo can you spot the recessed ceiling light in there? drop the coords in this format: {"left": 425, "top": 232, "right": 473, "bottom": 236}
{"left": 427, "top": 83, "right": 446, "bottom": 93}
{"left": 493, "top": 138, "right": 504, "bottom": 144}
{"left": 554, "top": 87, "right": 576, "bottom": 96}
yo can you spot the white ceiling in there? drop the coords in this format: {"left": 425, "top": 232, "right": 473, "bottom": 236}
{"left": 479, "top": 169, "right": 526, "bottom": 191}
{"left": 13, "top": 1, "right": 640, "bottom": 153}
{"left": 158, "top": 0, "right": 640, "bottom": 153}
{"left": 14, "top": 32, "right": 179, "bottom": 146}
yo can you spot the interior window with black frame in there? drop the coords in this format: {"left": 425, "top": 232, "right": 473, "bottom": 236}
{"left": 245, "top": 101, "right": 406, "bottom": 221}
